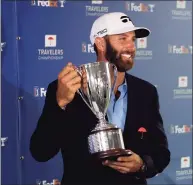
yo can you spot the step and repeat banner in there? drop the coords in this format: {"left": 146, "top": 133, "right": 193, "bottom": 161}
{"left": 1, "top": 0, "right": 192, "bottom": 184}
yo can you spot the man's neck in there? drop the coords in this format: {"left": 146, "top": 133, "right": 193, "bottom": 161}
{"left": 97, "top": 55, "right": 107, "bottom": 62}
{"left": 114, "top": 71, "right": 125, "bottom": 94}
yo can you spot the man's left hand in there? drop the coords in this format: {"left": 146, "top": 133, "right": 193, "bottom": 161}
{"left": 102, "top": 150, "right": 144, "bottom": 174}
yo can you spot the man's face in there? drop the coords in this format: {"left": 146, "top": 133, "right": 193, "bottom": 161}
{"left": 104, "top": 31, "right": 136, "bottom": 72}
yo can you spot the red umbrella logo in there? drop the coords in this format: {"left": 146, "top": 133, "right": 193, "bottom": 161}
{"left": 48, "top": 36, "right": 54, "bottom": 46}
{"left": 138, "top": 127, "right": 147, "bottom": 139}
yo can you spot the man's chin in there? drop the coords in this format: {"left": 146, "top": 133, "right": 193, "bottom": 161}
{"left": 116, "top": 64, "right": 133, "bottom": 72}
{"left": 117, "top": 61, "right": 134, "bottom": 72}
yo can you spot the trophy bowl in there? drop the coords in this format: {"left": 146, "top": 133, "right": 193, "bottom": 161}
{"left": 77, "top": 61, "right": 132, "bottom": 160}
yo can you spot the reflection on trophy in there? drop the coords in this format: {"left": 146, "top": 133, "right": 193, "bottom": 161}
{"left": 77, "top": 61, "right": 132, "bottom": 160}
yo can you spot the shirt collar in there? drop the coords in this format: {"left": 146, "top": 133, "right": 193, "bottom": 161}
{"left": 117, "top": 78, "right": 127, "bottom": 98}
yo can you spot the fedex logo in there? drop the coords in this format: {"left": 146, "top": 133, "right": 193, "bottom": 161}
{"left": 36, "top": 179, "right": 60, "bottom": 185}
{"left": 1, "top": 137, "right": 8, "bottom": 147}
{"left": 34, "top": 86, "right": 47, "bottom": 97}
{"left": 31, "top": 0, "right": 65, "bottom": 8}
{"left": 82, "top": 43, "right": 95, "bottom": 53}
{"left": 170, "top": 125, "right": 193, "bottom": 134}
{"left": 168, "top": 45, "right": 192, "bottom": 54}
{"left": 126, "top": 2, "right": 155, "bottom": 12}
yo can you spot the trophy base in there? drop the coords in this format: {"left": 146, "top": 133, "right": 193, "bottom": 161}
{"left": 94, "top": 149, "right": 132, "bottom": 161}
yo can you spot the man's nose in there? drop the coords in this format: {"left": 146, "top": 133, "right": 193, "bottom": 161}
{"left": 127, "top": 42, "right": 136, "bottom": 52}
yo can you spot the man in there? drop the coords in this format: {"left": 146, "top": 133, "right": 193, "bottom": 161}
{"left": 30, "top": 12, "right": 170, "bottom": 185}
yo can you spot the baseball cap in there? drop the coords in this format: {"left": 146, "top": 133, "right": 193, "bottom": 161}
{"left": 90, "top": 12, "right": 150, "bottom": 45}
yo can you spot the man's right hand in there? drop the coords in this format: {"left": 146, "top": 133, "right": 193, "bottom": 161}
{"left": 56, "top": 62, "right": 81, "bottom": 108}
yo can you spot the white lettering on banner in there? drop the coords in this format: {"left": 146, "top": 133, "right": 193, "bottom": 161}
{"left": 85, "top": 4, "right": 109, "bottom": 17}
{"left": 36, "top": 179, "right": 61, "bottom": 185}
{"left": 38, "top": 56, "right": 64, "bottom": 60}
{"left": 40, "top": 88, "right": 46, "bottom": 97}
{"left": 1, "top": 42, "right": 6, "bottom": 51}
{"left": 126, "top": 2, "right": 155, "bottom": 12}
{"left": 176, "top": 169, "right": 192, "bottom": 181}
{"left": 171, "top": 1, "right": 192, "bottom": 20}
{"left": 82, "top": 43, "right": 95, "bottom": 53}
{"left": 177, "top": 169, "right": 192, "bottom": 176}
{"left": 148, "top": 4, "right": 155, "bottom": 12}
{"left": 85, "top": 6, "right": 108, "bottom": 12}
{"left": 38, "top": 49, "right": 64, "bottom": 55}
{"left": 172, "top": 10, "right": 192, "bottom": 16}
{"left": 173, "top": 89, "right": 192, "bottom": 99}
{"left": 86, "top": 12, "right": 106, "bottom": 16}
{"left": 1, "top": 137, "right": 8, "bottom": 147}
{"left": 88, "top": 44, "right": 94, "bottom": 53}
{"left": 38, "top": 0, "right": 49, "bottom": 7}
{"left": 173, "top": 45, "right": 189, "bottom": 54}
{"left": 136, "top": 50, "right": 152, "bottom": 56}
{"left": 34, "top": 87, "right": 47, "bottom": 97}
{"left": 171, "top": 125, "right": 193, "bottom": 134}
{"left": 189, "top": 46, "right": 192, "bottom": 54}
{"left": 32, "top": 0, "right": 66, "bottom": 8}
{"left": 59, "top": 0, "right": 65, "bottom": 7}
{"left": 168, "top": 45, "right": 192, "bottom": 54}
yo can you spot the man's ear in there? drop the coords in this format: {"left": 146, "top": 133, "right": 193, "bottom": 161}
{"left": 94, "top": 37, "right": 106, "bottom": 53}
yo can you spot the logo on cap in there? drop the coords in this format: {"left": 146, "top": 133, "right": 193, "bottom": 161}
{"left": 94, "top": 28, "right": 107, "bottom": 38}
{"left": 120, "top": 16, "right": 132, "bottom": 23}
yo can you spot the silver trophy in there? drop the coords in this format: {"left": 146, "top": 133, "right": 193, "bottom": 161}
{"left": 77, "top": 61, "right": 131, "bottom": 160}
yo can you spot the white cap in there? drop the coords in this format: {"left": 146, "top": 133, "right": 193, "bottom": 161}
{"left": 90, "top": 12, "right": 150, "bottom": 45}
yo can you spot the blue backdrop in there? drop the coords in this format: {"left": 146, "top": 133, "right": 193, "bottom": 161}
{"left": 1, "top": 0, "right": 192, "bottom": 184}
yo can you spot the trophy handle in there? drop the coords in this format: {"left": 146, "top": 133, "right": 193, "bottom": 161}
{"left": 76, "top": 68, "right": 96, "bottom": 115}
{"left": 111, "top": 63, "right": 118, "bottom": 96}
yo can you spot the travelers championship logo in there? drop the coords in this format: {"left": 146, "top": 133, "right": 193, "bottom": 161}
{"left": 176, "top": 156, "right": 192, "bottom": 181}
{"left": 171, "top": 0, "right": 192, "bottom": 20}
{"left": 135, "top": 38, "right": 153, "bottom": 60}
{"left": 85, "top": 0, "right": 109, "bottom": 17}
{"left": 31, "top": 0, "right": 66, "bottom": 8}
{"left": 168, "top": 45, "right": 192, "bottom": 54}
{"left": 173, "top": 76, "right": 192, "bottom": 99}
{"left": 38, "top": 35, "right": 64, "bottom": 60}
{"left": 125, "top": 2, "right": 155, "bottom": 12}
